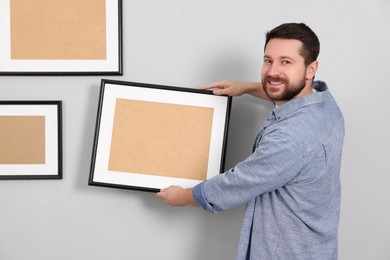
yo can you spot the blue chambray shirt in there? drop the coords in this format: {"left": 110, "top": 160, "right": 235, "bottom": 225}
{"left": 193, "top": 81, "right": 345, "bottom": 260}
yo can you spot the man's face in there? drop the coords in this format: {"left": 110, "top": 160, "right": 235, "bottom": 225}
{"left": 261, "top": 38, "right": 313, "bottom": 106}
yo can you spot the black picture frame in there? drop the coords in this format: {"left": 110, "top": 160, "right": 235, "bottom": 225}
{"left": 89, "top": 79, "right": 232, "bottom": 192}
{"left": 0, "top": 101, "right": 62, "bottom": 180}
{"left": 0, "top": 0, "right": 122, "bottom": 76}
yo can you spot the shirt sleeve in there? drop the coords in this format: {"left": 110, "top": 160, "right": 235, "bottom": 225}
{"left": 192, "top": 182, "right": 208, "bottom": 211}
{"left": 194, "top": 130, "right": 305, "bottom": 213}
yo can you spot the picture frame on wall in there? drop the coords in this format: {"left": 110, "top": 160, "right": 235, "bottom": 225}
{"left": 0, "top": 101, "right": 62, "bottom": 180}
{"left": 89, "top": 79, "right": 232, "bottom": 192}
{"left": 0, "top": 0, "right": 122, "bottom": 75}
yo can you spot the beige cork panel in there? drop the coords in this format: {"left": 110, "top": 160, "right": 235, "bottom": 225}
{"left": 10, "top": 0, "right": 106, "bottom": 60}
{"left": 0, "top": 116, "right": 45, "bottom": 164}
{"left": 108, "top": 99, "right": 214, "bottom": 181}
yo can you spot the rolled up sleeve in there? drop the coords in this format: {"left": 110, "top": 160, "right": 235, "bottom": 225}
{"left": 192, "top": 182, "right": 210, "bottom": 211}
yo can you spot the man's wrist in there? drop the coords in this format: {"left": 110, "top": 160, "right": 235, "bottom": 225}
{"left": 184, "top": 188, "right": 198, "bottom": 206}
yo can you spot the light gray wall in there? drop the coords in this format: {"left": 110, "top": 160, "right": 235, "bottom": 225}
{"left": 1, "top": 0, "right": 389, "bottom": 259}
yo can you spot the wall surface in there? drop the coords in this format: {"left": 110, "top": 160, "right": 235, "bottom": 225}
{"left": 1, "top": 0, "right": 389, "bottom": 259}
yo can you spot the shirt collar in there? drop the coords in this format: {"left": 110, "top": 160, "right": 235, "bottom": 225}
{"left": 272, "top": 80, "right": 329, "bottom": 120}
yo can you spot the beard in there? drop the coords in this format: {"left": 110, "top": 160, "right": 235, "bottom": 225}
{"left": 262, "top": 74, "right": 306, "bottom": 102}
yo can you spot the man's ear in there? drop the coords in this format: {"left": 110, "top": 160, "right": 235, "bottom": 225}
{"left": 306, "top": 61, "right": 319, "bottom": 80}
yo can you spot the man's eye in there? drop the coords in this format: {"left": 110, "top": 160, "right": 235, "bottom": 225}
{"left": 264, "top": 59, "right": 272, "bottom": 64}
{"left": 282, "top": 60, "right": 291, "bottom": 65}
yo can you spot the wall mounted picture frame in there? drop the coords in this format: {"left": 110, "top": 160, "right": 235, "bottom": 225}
{"left": 89, "top": 79, "right": 232, "bottom": 192}
{"left": 0, "top": 0, "right": 122, "bottom": 75}
{"left": 0, "top": 101, "right": 62, "bottom": 180}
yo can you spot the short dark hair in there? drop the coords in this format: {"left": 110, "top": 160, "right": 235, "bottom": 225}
{"left": 264, "top": 23, "right": 320, "bottom": 66}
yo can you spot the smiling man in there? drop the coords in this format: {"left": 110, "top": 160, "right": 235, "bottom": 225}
{"left": 157, "top": 23, "right": 345, "bottom": 260}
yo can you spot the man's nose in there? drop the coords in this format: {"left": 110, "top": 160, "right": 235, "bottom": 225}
{"left": 267, "top": 63, "right": 281, "bottom": 77}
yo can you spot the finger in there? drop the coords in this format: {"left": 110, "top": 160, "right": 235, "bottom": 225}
{"left": 200, "top": 81, "right": 226, "bottom": 90}
{"left": 213, "top": 88, "right": 228, "bottom": 95}
{"left": 159, "top": 185, "right": 174, "bottom": 192}
{"left": 156, "top": 187, "right": 168, "bottom": 197}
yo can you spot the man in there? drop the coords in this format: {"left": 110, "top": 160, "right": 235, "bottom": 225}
{"left": 157, "top": 23, "right": 345, "bottom": 260}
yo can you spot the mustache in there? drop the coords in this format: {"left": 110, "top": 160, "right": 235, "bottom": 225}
{"left": 263, "top": 76, "right": 287, "bottom": 83}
